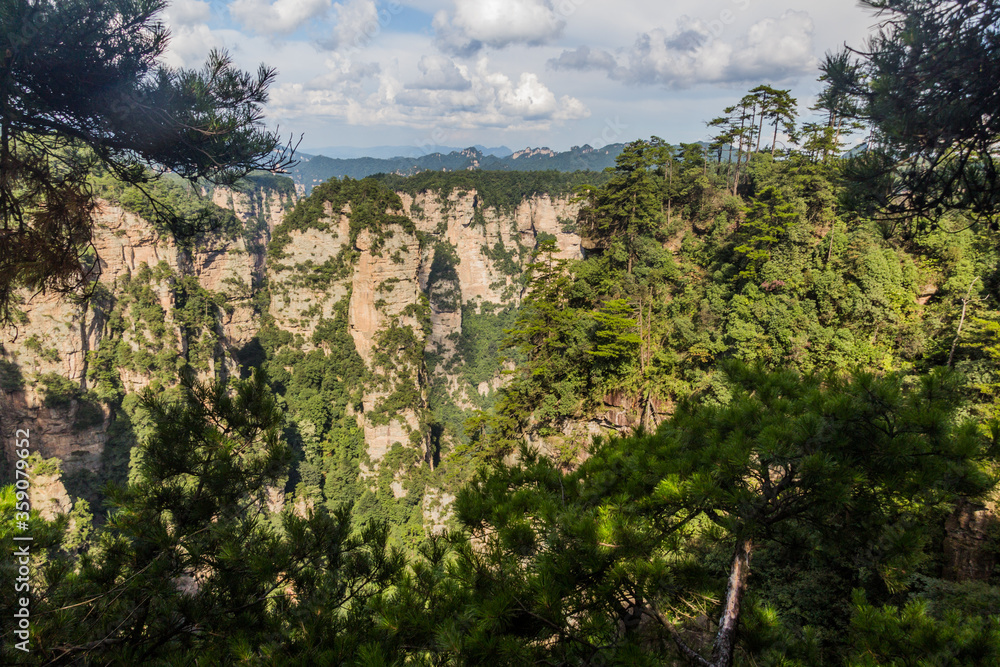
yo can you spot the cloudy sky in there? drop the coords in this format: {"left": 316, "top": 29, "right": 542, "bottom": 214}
{"left": 160, "top": 0, "right": 882, "bottom": 153}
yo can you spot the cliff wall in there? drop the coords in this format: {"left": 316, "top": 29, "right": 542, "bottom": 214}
{"left": 0, "top": 184, "right": 292, "bottom": 500}
{"left": 260, "top": 182, "right": 586, "bottom": 534}
{"left": 0, "top": 176, "right": 588, "bottom": 537}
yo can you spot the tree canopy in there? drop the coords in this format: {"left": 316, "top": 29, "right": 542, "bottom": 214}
{"left": 823, "top": 0, "right": 1000, "bottom": 223}
{"left": 387, "top": 365, "right": 995, "bottom": 666}
{"left": 7, "top": 370, "right": 402, "bottom": 664}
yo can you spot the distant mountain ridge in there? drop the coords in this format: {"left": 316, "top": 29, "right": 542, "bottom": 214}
{"left": 290, "top": 144, "right": 627, "bottom": 193}
{"left": 301, "top": 144, "right": 514, "bottom": 160}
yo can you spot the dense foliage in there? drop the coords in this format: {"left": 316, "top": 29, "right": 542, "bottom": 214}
{"left": 472, "top": 133, "right": 1000, "bottom": 458}
{"left": 5, "top": 364, "right": 997, "bottom": 665}
{"left": 822, "top": 0, "right": 1000, "bottom": 223}
{"left": 3, "top": 371, "right": 402, "bottom": 664}
{"left": 426, "top": 366, "right": 993, "bottom": 667}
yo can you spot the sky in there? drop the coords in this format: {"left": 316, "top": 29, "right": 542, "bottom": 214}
{"left": 160, "top": 0, "right": 883, "bottom": 154}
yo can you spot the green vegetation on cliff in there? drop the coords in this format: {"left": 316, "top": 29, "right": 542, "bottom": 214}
{"left": 374, "top": 169, "right": 612, "bottom": 213}
{"left": 470, "top": 134, "right": 999, "bottom": 457}
{"left": 269, "top": 176, "right": 413, "bottom": 260}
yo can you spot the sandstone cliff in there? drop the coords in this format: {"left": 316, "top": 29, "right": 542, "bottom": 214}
{"left": 0, "top": 183, "right": 292, "bottom": 490}
{"left": 0, "top": 175, "right": 588, "bottom": 537}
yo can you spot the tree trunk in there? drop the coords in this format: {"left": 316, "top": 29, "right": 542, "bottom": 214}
{"left": 638, "top": 295, "right": 654, "bottom": 433}
{"left": 628, "top": 194, "right": 636, "bottom": 274}
{"left": 1, "top": 118, "right": 10, "bottom": 229}
{"left": 756, "top": 99, "right": 766, "bottom": 153}
{"left": 639, "top": 392, "right": 649, "bottom": 432}
{"left": 948, "top": 277, "right": 979, "bottom": 367}
{"left": 665, "top": 537, "right": 753, "bottom": 667}
{"left": 1, "top": 53, "right": 13, "bottom": 232}
{"left": 732, "top": 111, "right": 747, "bottom": 196}
{"left": 725, "top": 141, "right": 734, "bottom": 191}
{"left": 740, "top": 104, "right": 756, "bottom": 190}
{"left": 668, "top": 167, "right": 672, "bottom": 225}
{"left": 637, "top": 294, "right": 645, "bottom": 374}
{"left": 825, "top": 222, "right": 836, "bottom": 265}
{"left": 710, "top": 539, "right": 753, "bottom": 667}
{"left": 640, "top": 389, "right": 657, "bottom": 432}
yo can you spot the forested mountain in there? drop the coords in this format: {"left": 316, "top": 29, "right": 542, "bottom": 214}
{"left": 302, "top": 144, "right": 514, "bottom": 160}
{"left": 2, "top": 0, "right": 1000, "bottom": 664}
{"left": 291, "top": 144, "right": 627, "bottom": 193}
{"left": 1, "top": 167, "right": 606, "bottom": 539}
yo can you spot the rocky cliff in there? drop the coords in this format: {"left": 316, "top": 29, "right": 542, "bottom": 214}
{"left": 261, "top": 178, "right": 586, "bottom": 535}
{"left": 0, "top": 181, "right": 294, "bottom": 505}
{"left": 0, "top": 173, "right": 589, "bottom": 538}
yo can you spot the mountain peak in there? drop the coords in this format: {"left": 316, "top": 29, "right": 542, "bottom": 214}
{"left": 511, "top": 147, "right": 557, "bottom": 160}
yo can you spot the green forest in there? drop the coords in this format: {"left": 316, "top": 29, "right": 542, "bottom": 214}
{"left": 3, "top": 0, "right": 1000, "bottom": 664}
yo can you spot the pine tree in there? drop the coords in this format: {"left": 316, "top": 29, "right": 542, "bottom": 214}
{"left": 589, "top": 298, "right": 641, "bottom": 362}
{"left": 579, "top": 140, "right": 663, "bottom": 274}
{"left": 733, "top": 186, "right": 798, "bottom": 282}
{"left": 0, "top": 0, "right": 295, "bottom": 325}
{"left": 30, "top": 370, "right": 402, "bottom": 663}
{"left": 649, "top": 135, "right": 679, "bottom": 225}
{"left": 823, "top": 0, "right": 1000, "bottom": 222}
{"left": 761, "top": 86, "right": 798, "bottom": 155}
{"left": 439, "top": 364, "right": 991, "bottom": 666}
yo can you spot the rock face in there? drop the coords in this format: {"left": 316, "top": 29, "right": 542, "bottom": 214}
{"left": 403, "top": 190, "right": 581, "bottom": 305}
{"left": 1, "top": 179, "right": 589, "bottom": 535}
{"left": 266, "top": 186, "right": 585, "bottom": 478}
{"left": 423, "top": 488, "right": 457, "bottom": 535}
{"left": 401, "top": 189, "right": 581, "bottom": 412}
{"left": 0, "top": 185, "right": 291, "bottom": 477}
{"left": 943, "top": 499, "right": 999, "bottom": 581}
{"left": 29, "top": 469, "right": 73, "bottom": 521}
{"left": 94, "top": 204, "right": 178, "bottom": 283}
{"left": 349, "top": 227, "right": 424, "bottom": 366}
{"left": 210, "top": 185, "right": 290, "bottom": 235}
{"left": 0, "top": 385, "right": 108, "bottom": 476}
{"left": 269, "top": 208, "right": 352, "bottom": 344}
{"left": 350, "top": 226, "right": 426, "bottom": 464}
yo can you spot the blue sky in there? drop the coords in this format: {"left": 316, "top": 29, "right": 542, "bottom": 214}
{"left": 160, "top": 0, "right": 882, "bottom": 153}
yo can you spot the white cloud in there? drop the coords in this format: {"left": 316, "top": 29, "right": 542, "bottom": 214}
{"left": 308, "top": 52, "right": 382, "bottom": 88}
{"left": 229, "top": 0, "right": 332, "bottom": 35}
{"left": 547, "top": 45, "right": 617, "bottom": 72}
{"left": 549, "top": 10, "right": 818, "bottom": 88}
{"left": 163, "top": 0, "right": 212, "bottom": 26}
{"left": 487, "top": 69, "right": 559, "bottom": 120}
{"left": 163, "top": 23, "right": 224, "bottom": 68}
{"left": 269, "top": 56, "right": 588, "bottom": 131}
{"left": 732, "top": 11, "right": 816, "bottom": 79}
{"left": 321, "top": 0, "right": 381, "bottom": 51}
{"left": 408, "top": 55, "right": 471, "bottom": 91}
{"left": 434, "top": 0, "right": 565, "bottom": 55}
{"left": 159, "top": 0, "right": 218, "bottom": 68}
{"left": 143, "top": 0, "right": 887, "bottom": 150}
